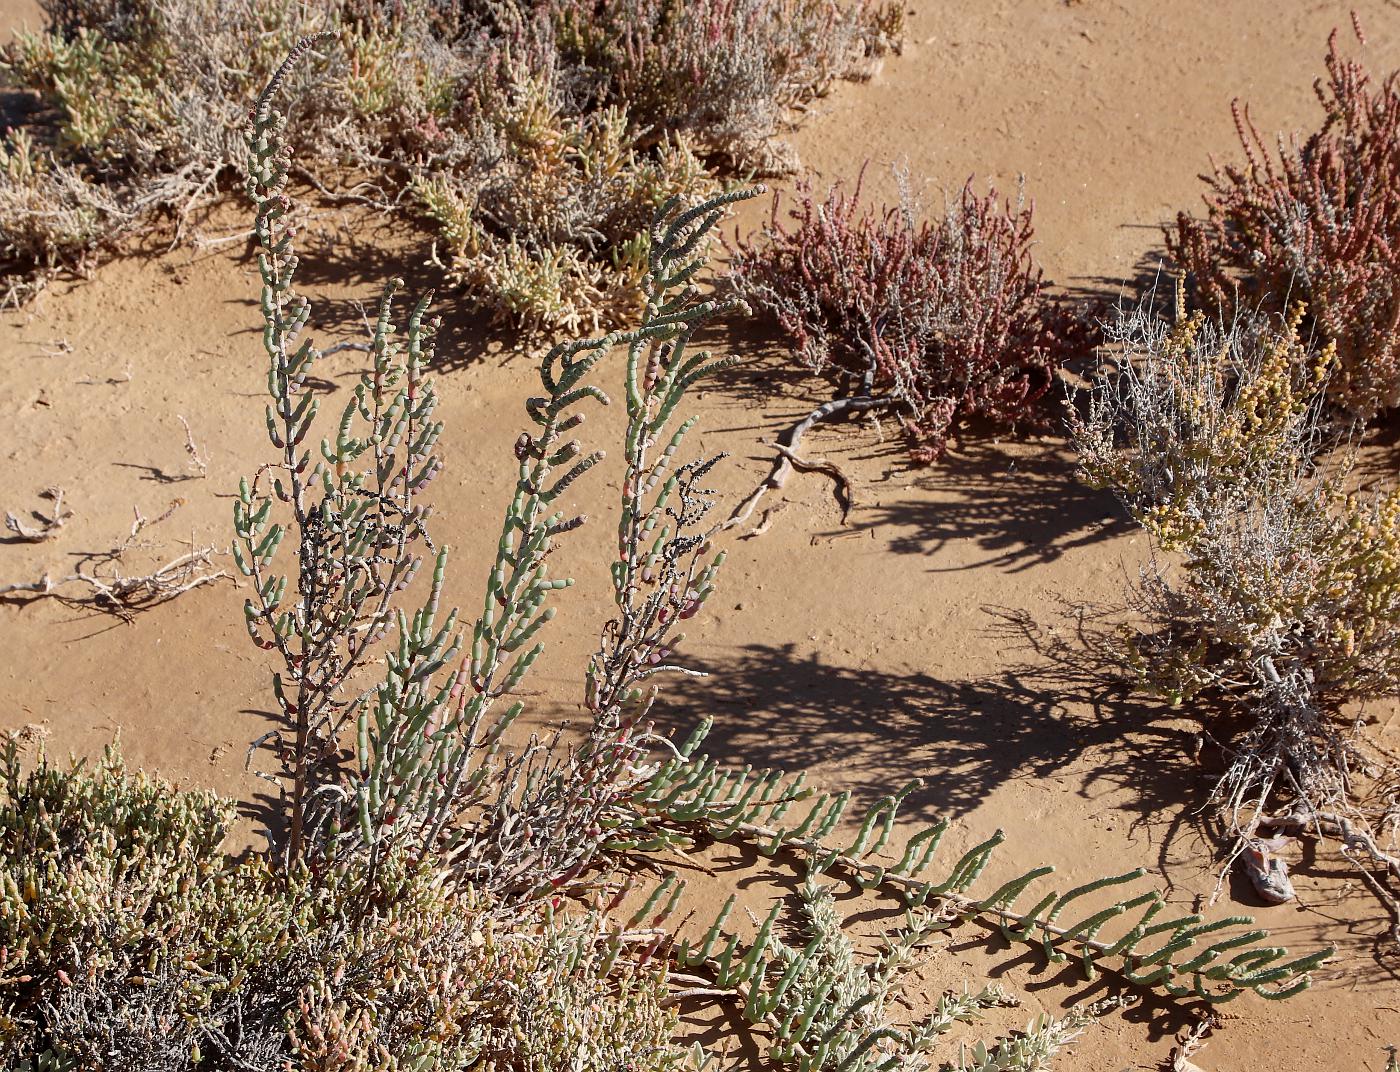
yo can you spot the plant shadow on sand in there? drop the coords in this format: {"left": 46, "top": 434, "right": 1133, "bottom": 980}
{"left": 650, "top": 624, "right": 1200, "bottom": 855}
{"left": 656, "top": 599, "right": 1400, "bottom": 988}
{"left": 232, "top": 705, "right": 294, "bottom": 860}
{"left": 835, "top": 439, "right": 1135, "bottom": 573}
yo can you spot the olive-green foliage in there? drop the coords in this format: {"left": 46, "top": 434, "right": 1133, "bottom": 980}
{"left": 0, "top": 739, "right": 689, "bottom": 1071}
{"left": 0, "top": 0, "right": 895, "bottom": 319}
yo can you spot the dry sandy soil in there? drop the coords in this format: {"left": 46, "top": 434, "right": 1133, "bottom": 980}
{"left": 3, "top": 2, "right": 1400, "bottom": 1068}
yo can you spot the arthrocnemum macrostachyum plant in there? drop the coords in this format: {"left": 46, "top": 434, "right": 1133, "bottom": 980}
{"left": 236, "top": 33, "right": 760, "bottom": 892}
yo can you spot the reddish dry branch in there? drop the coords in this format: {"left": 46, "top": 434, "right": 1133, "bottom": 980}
{"left": 727, "top": 170, "right": 1095, "bottom": 462}
{"left": 1169, "top": 21, "right": 1400, "bottom": 420}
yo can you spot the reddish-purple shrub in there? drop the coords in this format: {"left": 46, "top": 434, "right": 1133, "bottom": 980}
{"left": 1169, "top": 20, "right": 1400, "bottom": 421}
{"left": 727, "top": 171, "right": 1094, "bottom": 461}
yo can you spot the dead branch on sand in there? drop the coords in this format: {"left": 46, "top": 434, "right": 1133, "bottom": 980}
{"left": 4, "top": 488, "right": 71, "bottom": 542}
{"left": 1, "top": 498, "right": 224, "bottom": 616}
{"left": 177, "top": 416, "right": 209, "bottom": 477}
{"left": 724, "top": 394, "right": 895, "bottom": 536}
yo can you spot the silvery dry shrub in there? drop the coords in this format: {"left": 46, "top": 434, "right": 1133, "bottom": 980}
{"left": 727, "top": 171, "right": 1096, "bottom": 461}
{"left": 546, "top": 0, "right": 901, "bottom": 173}
{"left": 0, "top": 0, "right": 343, "bottom": 298}
{"left": 0, "top": 129, "right": 128, "bottom": 301}
{"left": 1069, "top": 287, "right": 1400, "bottom": 849}
{"left": 1168, "top": 19, "right": 1400, "bottom": 422}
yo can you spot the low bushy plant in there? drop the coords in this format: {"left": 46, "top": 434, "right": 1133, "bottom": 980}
{"left": 1070, "top": 285, "right": 1400, "bottom": 900}
{"left": 0, "top": 0, "right": 897, "bottom": 320}
{"left": 546, "top": 0, "right": 900, "bottom": 173}
{"left": 0, "top": 740, "right": 690, "bottom": 1071}
{"left": 1168, "top": 19, "right": 1400, "bottom": 422}
{"left": 1, "top": 0, "right": 347, "bottom": 301}
{"left": 411, "top": 47, "right": 719, "bottom": 333}
{"left": 726, "top": 171, "right": 1095, "bottom": 463}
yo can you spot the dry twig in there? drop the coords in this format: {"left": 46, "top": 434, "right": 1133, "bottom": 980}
{"left": 1167, "top": 1014, "right": 1218, "bottom": 1072}
{"left": 0, "top": 498, "right": 224, "bottom": 614}
{"left": 725, "top": 394, "right": 891, "bottom": 535}
{"left": 177, "top": 416, "right": 208, "bottom": 477}
{"left": 4, "top": 488, "right": 71, "bottom": 542}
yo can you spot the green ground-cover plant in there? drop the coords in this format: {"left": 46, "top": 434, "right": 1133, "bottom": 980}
{"left": 0, "top": 35, "right": 1332, "bottom": 1072}
{"left": 1168, "top": 18, "right": 1400, "bottom": 422}
{"left": 0, "top": 741, "right": 693, "bottom": 1071}
{"left": 0, "top": 0, "right": 897, "bottom": 322}
{"left": 1069, "top": 283, "right": 1400, "bottom": 917}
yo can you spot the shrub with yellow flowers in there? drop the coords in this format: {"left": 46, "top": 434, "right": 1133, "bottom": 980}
{"left": 1071, "top": 284, "right": 1400, "bottom": 892}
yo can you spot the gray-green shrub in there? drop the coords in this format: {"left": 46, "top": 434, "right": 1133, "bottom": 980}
{"left": 1069, "top": 285, "right": 1400, "bottom": 908}
{"left": 0, "top": 0, "right": 897, "bottom": 320}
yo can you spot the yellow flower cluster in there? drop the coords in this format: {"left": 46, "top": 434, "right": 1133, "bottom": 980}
{"left": 1076, "top": 284, "right": 1400, "bottom": 710}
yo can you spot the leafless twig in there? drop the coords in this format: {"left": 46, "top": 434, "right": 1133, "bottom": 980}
{"left": 0, "top": 548, "right": 224, "bottom": 614}
{"left": 5, "top": 488, "right": 71, "bottom": 542}
{"left": 1167, "top": 1014, "right": 1218, "bottom": 1072}
{"left": 177, "top": 416, "right": 209, "bottom": 477}
{"left": 725, "top": 394, "right": 893, "bottom": 534}
{"left": 1, "top": 498, "right": 224, "bottom": 614}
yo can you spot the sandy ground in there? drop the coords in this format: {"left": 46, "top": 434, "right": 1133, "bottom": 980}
{"left": 3, "top": 2, "right": 1400, "bottom": 1068}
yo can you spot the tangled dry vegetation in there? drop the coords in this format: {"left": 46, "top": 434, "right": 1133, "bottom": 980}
{"left": 0, "top": 38, "right": 1335, "bottom": 1072}
{"left": 1066, "top": 15, "right": 1400, "bottom": 926}
{"left": 1070, "top": 285, "right": 1400, "bottom": 920}
{"left": 1169, "top": 16, "right": 1400, "bottom": 423}
{"left": 0, "top": 0, "right": 899, "bottom": 325}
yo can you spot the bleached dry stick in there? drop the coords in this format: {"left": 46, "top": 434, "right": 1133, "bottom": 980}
{"left": 4, "top": 487, "right": 70, "bottom": 542}
{"left": 177, "top": 416, "right": 209, "bottom": 477}
{"left": 0, "top": 548, "right": 225, "bottom": 610}
{"left": 2, "top": 496, "right": 224, "bottom": 612}
{"left": 1260, "top": 809, "right": 1400, "bottom": 876}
